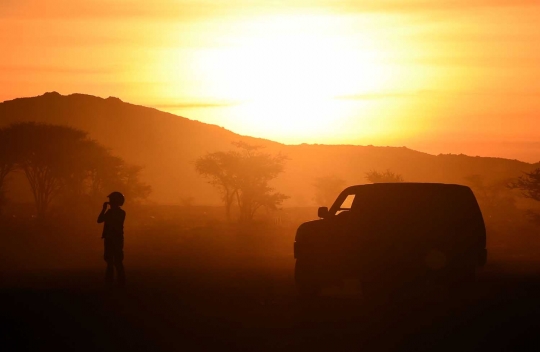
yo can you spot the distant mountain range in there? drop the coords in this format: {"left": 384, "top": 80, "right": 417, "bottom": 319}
{"left": 1, "top": 92, "right": 537, "bottom": 205}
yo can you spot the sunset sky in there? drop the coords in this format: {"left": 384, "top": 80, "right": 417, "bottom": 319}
{"left": 1, "top": 0, "right": 539, "bottom": 162}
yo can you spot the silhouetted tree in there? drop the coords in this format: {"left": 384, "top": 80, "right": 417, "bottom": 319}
{"left": 195, "top": 142, "right": 288, "bottom": 222}
{"left": 75, "top": 143, "right": 151, "bottom": 206}
{"left": 6, "top": 123, "right": 91, "bottom": 216}
{"left": 0, "top": 127, "right": 17, "bottom": 213}
{"left": 61, "top": 158, "right": 151, "bottom": 211}
{"left": 465, "top": 174, "right": 518, "bottom": 223}
{"left": 312, "top": 175, "right": 346, "bottom": 206}
{"left": 509, "top": 168, "right": 540, "bottom": 225}
{"left": 510, "top": 168, "right": 540, "bottom": 201}
{"left": 465, "top": 174, "right": 515, "bottom": 206}
{"left": 0, "top": 128, "right": 16, "bottom": 186}
{"left": 365, "top": 169, "right": 404, "bottom": 183}
{"left": 233, "top": 142, "right": 288, "bottom": 222}
{"left": 4, "top": 122, "right": 150, "bottom": 216}
{"left": 117, "top": 164, "right": 152, "bottom": 203}
{"left": 60, "top": 140, "right": 108, "bottom": 201}
{"left": 195, "top": 151, "right": 240, "bottom": 221}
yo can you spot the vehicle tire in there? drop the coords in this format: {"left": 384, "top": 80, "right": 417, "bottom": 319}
{"left": 295, "top": 259, "right": 322, "bottom": 297}
{"left": 448, "top": 259, "right": 476, "bottom": 297}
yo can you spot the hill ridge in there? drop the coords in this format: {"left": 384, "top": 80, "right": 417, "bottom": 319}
{"left": 1, "top": 92, "right": 536, "bottom": 205}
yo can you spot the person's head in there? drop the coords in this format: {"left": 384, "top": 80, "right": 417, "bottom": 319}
{"left": 107, "top": 192, "right": 125, "bottom": 207}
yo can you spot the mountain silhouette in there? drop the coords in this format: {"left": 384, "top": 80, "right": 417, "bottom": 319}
{"left": 1, "top": 92, "right": 537, "bottom": 205}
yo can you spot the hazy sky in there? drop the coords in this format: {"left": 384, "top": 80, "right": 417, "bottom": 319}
{"left": 1, "top": 0, "right": 539, "bottom": 161}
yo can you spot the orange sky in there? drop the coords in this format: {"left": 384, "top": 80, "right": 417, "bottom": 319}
{"left": 1, "top": 0, "right": 539, "bottom": 162}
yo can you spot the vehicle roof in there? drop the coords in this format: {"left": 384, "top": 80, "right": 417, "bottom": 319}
{"left": 342, "top": 183, "right": 471, "bottom": 194}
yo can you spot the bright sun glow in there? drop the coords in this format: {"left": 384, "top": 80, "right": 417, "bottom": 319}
{"left": 3, "top": 0, "right": 540, "bottom": 160}
{"left": 153, "top": 14, "right": 432, "bottom": 143}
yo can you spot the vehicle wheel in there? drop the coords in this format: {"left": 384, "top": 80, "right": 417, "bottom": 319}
{"left": 448, "top": 261, "right": 476, "bottom": 297}
{"left": 295, "top": 259, "right": 322, "bottom": 297}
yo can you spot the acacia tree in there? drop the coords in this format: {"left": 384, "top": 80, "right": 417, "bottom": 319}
{"left": 0, "top": 128, "right": 18, "bottom": 213}
{"left": 114, "top": 164, "right": 152, "bottom": 203}
{"left": 510, "top": 168, "right": 540, "bottom": 201}
{"left": 509, "top": 168, "right": 540, "bottom": 224}
{"left": 312, "top": 175, "right": 346, "bottom": 206}
{"left": 464, "top": 174, "right": 516, "bottom": 211}
{"left": 72, "top": 144, "right": 151, "bottom": 206}
{"left": 6, "top": 123, "right": 91, "bottom": 216}
{"left": 5, "top": 122, "right": 151, "bottom": 216}
{"left": 195, "top": 142, "right": 288, "bottom": 222}
{"left": 0, "top": 128, "right": 16, "bottom": 186}
{"left": 60, "top": 139, "right": 107, "bottom": 200}
{"left": 365, "top": 169, "right": 404, "bottom": 183}
{"left": 233, "top": 143, "right": 289, "bottom": 222}
{"left": 195, "top": 151, "right": 240, "bottom": 221}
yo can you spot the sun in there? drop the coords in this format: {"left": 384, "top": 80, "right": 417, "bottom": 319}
{"left": 153, "top": 14, "right": 420, "bottom": 143}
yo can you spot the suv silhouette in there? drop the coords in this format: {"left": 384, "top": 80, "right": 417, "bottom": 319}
{"left": 294, "top": 183, "right": 487, "bottom": 297}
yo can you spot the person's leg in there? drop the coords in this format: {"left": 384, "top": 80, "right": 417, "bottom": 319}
{"left": 105, "top": 262, "right": 114, "bottom": 285}
{"left": 104, "top": 239, "right": 114, "bottom": 285}
{"left": 116, "top": 260, "right": 125, "bottom": 286}
{"left": 115, "top": 238, "right": 125, "bottom": 286}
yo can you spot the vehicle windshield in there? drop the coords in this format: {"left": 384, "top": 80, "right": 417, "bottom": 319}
{"left": 331, "top": 193, "right": 356, "bottom": 215}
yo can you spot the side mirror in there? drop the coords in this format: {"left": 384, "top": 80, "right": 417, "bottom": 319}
{"left": 318, "top": 207, "right": 329, "bottom": 219}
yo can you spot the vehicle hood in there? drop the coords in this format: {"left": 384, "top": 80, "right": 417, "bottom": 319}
{"left": 295, "top": 219, "right": 330, "bottom": 242}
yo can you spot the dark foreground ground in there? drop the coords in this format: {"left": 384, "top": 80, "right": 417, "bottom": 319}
{"left": 2, "top": 260, "right": 540, "bottom": 352}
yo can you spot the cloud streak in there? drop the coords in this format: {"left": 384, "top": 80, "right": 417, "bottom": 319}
{"left": 3, "top": 0, "right": 539, "bottom": 20}
{"left": 337, "top": 89, "right": 540, "bottom": 101}
{"left": 336, "top": 92, "right": 420, "bottom": 100}
{"left": 333, "top": 0, "right": 540, "bottom": 13}
{"left": 0, "top": 1, "right": 253, "bottom": 20}
{"left": 151, "top": 102, "right": 239, "bottom": 109}
{"left": 0, "top": 65, "right": 116, "bottom": 75}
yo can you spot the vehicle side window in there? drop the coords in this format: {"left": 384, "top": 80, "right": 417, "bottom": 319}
{"left": 336, "top": 194, "right": 355, "bottom": 215}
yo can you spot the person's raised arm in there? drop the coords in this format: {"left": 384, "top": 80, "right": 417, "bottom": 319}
{"left": 97, "top": 202, "right": 109, "bottom": 223}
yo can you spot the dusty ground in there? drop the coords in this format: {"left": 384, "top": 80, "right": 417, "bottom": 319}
{"left": 1, "top": 209, "right": 539, "bottom": 351}
{"left": 2, "top": 259, "right": 540, "bottom": 352}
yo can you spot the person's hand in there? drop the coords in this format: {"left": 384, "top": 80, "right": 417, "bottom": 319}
{"left": 102, "top": 202, "right": 109, "bottom": 211}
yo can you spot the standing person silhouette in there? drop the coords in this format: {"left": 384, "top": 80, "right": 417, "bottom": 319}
{"left": 97, "top": 192, "right": 126, "bottom": 287}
